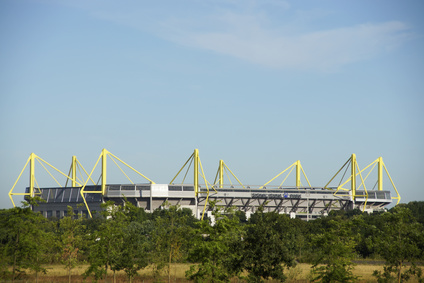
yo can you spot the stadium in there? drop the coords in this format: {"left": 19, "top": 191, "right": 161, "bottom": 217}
{"left": 9, "top": 149, "right": 400, "bottom": 220}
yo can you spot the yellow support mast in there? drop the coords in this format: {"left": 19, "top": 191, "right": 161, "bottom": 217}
{"left": 261, "top": 160, "right": 311, "bottom": 189}
{"left": 170, "top": 148, "right": 203, "bottom": 196}
{"left": 327, "top": 154, "right": 401, "bottom": 209}
{"left": 171, "top": 149, "right": 214, "bottom": 220}
{"left": 328, "top": 154, "right": 368, "bottom": 210}
{"left": 194, "top": 149, "right": 199, "bottom": 196}
{"left": 81, "top": 148, "right": 155, "bottom": 217}
{"left": 378, "top": 157, "right": 383, "bottom": 191}
{"left": 9, "top": 153, "right": 81, "bottom": 207}
{"left": 29, "top": 152, "right": 35, "bottom": 198}
{"left": 72, "top": 156, "right": 77, "bottom": 187}
{"left": 212, "top": 159, "right": 244, "bottom": 189}
{"left": 219, "top": 159, "right": 224, "bottom": 189}
{"left": 296, "top": 160, "right": 301, "bottom": 188}
{"left": 66, "top": 155, "right": 95, "bottom": 188}
{"left": 102, "top": 148, "right": 107, "bottom": 195}
{"left": 351, "top": 154, "right": 357, "bottom": 199}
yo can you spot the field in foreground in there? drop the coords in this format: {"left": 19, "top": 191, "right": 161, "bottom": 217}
{"left": 7, "top": 262, "right": 423, "bottom": 283}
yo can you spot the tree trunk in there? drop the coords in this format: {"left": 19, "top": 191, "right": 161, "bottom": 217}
{"left": 105, "top": 262, "right": 108, "bottom": 282}
{"left": 12, "top": 253, "right": 16, "bottom": 283}
{"left": 169, "top": 248, "right": 172, "bottom": 283}
{"left": 398, "top": 262, "right": 402, "bottom": 283}
{"left": 35, "top": 254, "right": 39, "bottom": 283}
{"left": 169, "top": 217, "right": 174, "bottom": 283}
{"left": 12, "top": 230, "right": 19, "bottom": 283}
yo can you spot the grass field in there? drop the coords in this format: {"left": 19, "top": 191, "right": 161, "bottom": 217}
{"left": 7, "top": 262, "right": 423, "bottom": 282}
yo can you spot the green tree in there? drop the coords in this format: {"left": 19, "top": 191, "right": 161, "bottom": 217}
{"left": 0, "top": 199, "right": 50, "bottom": 282}
{"left": 398, "top": 201, "right": 424, "bottom": 224}
{"left": 373, "top": 207, "right": 424, "bottom": 283}
{"left": 186, "top": 202, "right": 245, "bottom": 283}
{"left": 243, "top": 207, "right": 298, "bottom": 282}
{"left": 351, "top": 212, "right": 382, "bottom": 259}
{"left": 151, "top": 203, "right": 196, "bottom": 282}
{"left": 84, "top": 201, "right": 128, "bottom": 282}
{"left": 58, "top": 205, "right": 86, "bottom": 283}
{"left": 30, "top": 218, "right": 54, "bottom": 283}
{"left": 310, "top": 217, "right": 358, "bottom": 283}
{"left": 116, "top": 221, "right": 151, "bottom": 283}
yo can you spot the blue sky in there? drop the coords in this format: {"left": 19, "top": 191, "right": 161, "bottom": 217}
{"left": 1, "top": 0, "right": 423, "bottom": 209}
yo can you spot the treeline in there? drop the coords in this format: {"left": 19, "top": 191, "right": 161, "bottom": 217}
{"left": 1, "top": 199, "right": 424, "bottom": 283}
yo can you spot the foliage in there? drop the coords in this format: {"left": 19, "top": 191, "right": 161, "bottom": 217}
{"left": 396, "top": 201, "right": 424, "bottom": 224}
{"left": 185, "top": 202, "right": 245, "bottom": 283}
{"left": 1, "top": 200, "right": 424, "bottom": 282}
{"left": 84, "top": 201, "right": 127, "bottom": 282}
{"left": 83, "top": 201, "right": 154, "bottom": 282}
{"left": 373, "top": 264, "right": 424, "bottom": 283}
{"left": 58, "top": 205, "right": 86, "bottom": 283}
{"left": 0, "top": 198, "right": 50, "bottom": 282}
{"left": 372, "top": 206, "right": 424, "bottom": 283}
{"left": 242, "top": 206, "right": 298, "bottom": 282}
{"left": 310, "top": 217, "right": 358, "bottom": 283}
{"left": 351, "top": 213, "right": 382, "bottom": 258}
{"left": 151, "top": 202, "right": 196, "bottom": 282}
{"left": 116, "top": 220, "right": 151, "bottom": 283}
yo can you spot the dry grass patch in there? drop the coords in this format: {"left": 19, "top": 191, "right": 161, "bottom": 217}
{"left": 353, "top": 264, "right": 384, "bottom": 282}
{"left": 25, "top": 263, "right": 192, "bottom": 282}
{"left": 13, "top": 262, "right": 424, "bottom": 282}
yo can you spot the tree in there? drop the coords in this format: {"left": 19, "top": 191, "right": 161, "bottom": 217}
{"left": 84, "top": 201, "right": 152, "bottom": 283}
{"left": 373, "top": 207, "right": 424, "bottom": 283}
{"left": 151, "top": 203, "right": 196, "bottom": 282}
{"left": 116, "top": 221, "right": 151, "bottom": 283}
{"left": 58, "top": 205, "right": 86, "bottom": 283}
{"left": 351, "top": 213, "right": 381, "bottom": 259}
{"left": 186, "top": 202, "right": 245, "bottom": 283}
{"left": 0, "top": 199, "right": 50, "bottom": 282}
{"left": 310, "top": 217, "right": 358, "bottom": 283}
{"left": 242, "top": 207, "right": 298, "bottom": 282}
{"left": 398, "top": 201, "right": 424, "bottom": 225}
{"left": 29, "top": 218, "right": 53, "bottom": 283}
{"left": 84, "top": 201, "right": 127, "bottom": 282}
